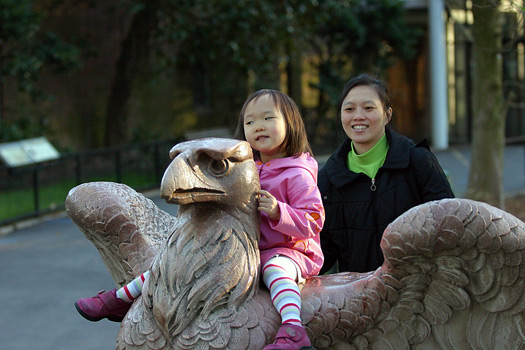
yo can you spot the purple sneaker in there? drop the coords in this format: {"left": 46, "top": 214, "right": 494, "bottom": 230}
{"left": 264, "top": 324, "right": 313, "bottom": 350}
{"left": 74, "top": 289, "right": 132, "bottom": 322}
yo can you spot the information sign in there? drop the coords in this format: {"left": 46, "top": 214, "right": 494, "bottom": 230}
{"left": 0, "top": 137, "right": 60, "bottom": 167}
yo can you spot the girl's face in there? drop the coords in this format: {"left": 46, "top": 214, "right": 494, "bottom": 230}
{"left": 243, "top": 94, "right": 287, "bottom": 163}
{"left": 340, "top": 85, "right": 391, "bottom": 155}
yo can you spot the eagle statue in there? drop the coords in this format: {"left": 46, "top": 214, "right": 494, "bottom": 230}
{"left": 66, "top": 137, "right": 525, "bottom": 350}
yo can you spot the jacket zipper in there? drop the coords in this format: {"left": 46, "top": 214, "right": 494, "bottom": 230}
{"left": 371, "top": 177, "right": 378, "bottom": 238}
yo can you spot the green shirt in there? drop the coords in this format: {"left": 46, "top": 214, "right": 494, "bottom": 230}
{"left": 347, "top": 134, "right": 389, "bottom": 179}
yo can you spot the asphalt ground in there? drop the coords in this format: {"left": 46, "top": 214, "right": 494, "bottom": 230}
{"left": 1, "top": 145, "right": 524, "bottom": 349}
{"left": 0, "top": 196, "right": 177, "bottom": 350}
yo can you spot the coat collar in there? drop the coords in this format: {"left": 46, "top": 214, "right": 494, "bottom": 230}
{"left": 324, "top": 128, "right": 414, "bottom": 188}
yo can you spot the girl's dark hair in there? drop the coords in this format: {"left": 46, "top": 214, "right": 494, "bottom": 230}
{"left": 337, "top": 73, "right": 392, "bottom": 118}
{"left": 234, "top": 89, "right": 313, "bottom": 158}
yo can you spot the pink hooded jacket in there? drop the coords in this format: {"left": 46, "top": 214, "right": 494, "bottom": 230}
{"left": 257, "top": 153, "right": 325, "bottom": 278}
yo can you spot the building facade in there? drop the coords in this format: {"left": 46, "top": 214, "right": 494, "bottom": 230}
{"left": 388, "top": 0, "right": 525, "bottom": 148}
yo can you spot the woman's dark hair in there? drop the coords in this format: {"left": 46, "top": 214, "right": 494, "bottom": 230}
{"left": 234, "top": 89, "right": 313, "bottom": 158}
{"left": 337, "top": 73, "right": 392, "bottom": 118}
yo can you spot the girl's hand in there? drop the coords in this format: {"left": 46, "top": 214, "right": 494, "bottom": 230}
{"left": 257, "top": 190, "right": 281, "bottom": 221}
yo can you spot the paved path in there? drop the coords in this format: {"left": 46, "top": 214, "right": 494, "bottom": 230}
{"left": 0, "top": 196, "right": 177, "bottom": 350}
{"left": 1, "top": 144, "right": 524, "bottom": 349}
{"left": 434, "top": 144, "right": 525, "bottom": 197}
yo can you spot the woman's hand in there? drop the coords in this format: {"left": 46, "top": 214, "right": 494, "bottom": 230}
{"left": 257, "top": 190, "right": 281, "bottom": 221}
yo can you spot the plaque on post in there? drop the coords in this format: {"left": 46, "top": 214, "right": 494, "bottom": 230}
{"left": 0, "top": 137, "right": 60, "bottom": 167}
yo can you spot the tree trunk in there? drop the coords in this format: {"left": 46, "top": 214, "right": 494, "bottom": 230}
{"left": 0, "top": 79, "right": 3, "bottom": 129}
{"left": 0, "top": 54, "right": 3, "bottom": 128}
{"left": 465, "top": 0, "right": 505, "bottom": 208}
{"left": 104, "top": 5, "right": 157, "bottom": 147}
{"left": 286, "top": 40, "right": 302, "bottom": 109}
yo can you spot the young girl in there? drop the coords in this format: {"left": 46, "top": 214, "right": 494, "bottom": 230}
{"left": 234, "top": 89, "right": 324, "bottom": 350}
{"left": 75, "top": 89, "right": 324, "bottom": 350}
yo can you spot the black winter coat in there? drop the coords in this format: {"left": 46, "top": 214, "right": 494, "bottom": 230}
{"left": 318, "top": 129, "right": 454, "bottom": 273}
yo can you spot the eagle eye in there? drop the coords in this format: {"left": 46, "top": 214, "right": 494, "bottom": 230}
{"left": 208, "top": 159, "right": 229, "bottom": 176}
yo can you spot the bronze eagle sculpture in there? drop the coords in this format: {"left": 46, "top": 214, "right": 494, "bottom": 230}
{"left": 66, "top": 137, "right": 525, "bottom": 349}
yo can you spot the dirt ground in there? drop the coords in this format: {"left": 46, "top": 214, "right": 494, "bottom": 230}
{"left": 505, "top": 194, "right": 525, "bottom": 221}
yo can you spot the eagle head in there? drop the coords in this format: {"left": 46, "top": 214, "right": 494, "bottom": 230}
{"left": 160, "top": 138, "right": 259, "bottom": 212}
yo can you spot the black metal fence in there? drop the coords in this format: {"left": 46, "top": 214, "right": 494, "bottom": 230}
{"left": 0, "top": 138, "right": 181, "bottom": 227}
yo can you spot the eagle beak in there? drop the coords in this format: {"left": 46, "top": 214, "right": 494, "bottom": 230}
{"left": 160, "top": 152, "right": 225, "bottom": 205}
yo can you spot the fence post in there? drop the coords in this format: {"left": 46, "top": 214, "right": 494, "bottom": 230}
{"left": 154, "top": 143, "right": 161, "bottom": 183}
{"left": 115, "top": 150, "right": 122, "bottom": 183}
{"left": 75, "top": 155, "right": 82, "bottom": 185}
{"left": 32, "top": 168, "right": 40, "bottom": 215}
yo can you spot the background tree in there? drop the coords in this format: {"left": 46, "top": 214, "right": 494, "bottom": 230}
{"left": 465, "top": 0, "right": 505, "bottom": 208}
{"left": 1, "top": 0, "right": 421, "bottom": 150}
{"left": 102, "top": 0, "right": 293, "bottom": 146}
{"left": 0, "top": 0, "right": 79, "bottom": 141}
{"left": 153, "top": 0, "right": 303, "bottom": 131}
{"left": 293, "top": 0, "right": 420, "bottom": 146}
{"left": 99, "top": 0, "right": 420, "bottom": 146}
{"left": 103, "top": 0, "right": 160, "bottom": 146}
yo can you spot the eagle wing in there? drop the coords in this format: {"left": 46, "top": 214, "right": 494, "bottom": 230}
{"left": 65, "top": 181, "right": 178, "bottom": 286}
{"left": 300, "top": 198, "right": 525, "bottom": 349}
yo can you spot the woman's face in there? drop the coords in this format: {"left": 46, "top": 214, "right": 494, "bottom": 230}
{"left": 340, "top": 85, "right": 391, "bottom": 155}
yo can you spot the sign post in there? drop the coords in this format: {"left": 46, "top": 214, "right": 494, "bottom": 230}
{"left": 0, "top": 137, "right": 60, "bottom": 167}
{"left": 0, "top": 137, "right": 60, "bottom": 217}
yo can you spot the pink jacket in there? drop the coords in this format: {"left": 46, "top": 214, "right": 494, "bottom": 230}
{"left": 257, "top": 153, "right": 325, "bottom": 278}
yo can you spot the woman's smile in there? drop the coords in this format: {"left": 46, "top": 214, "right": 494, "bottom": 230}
{"left": 341, "top": 85, "right": 390, "bottom": 155}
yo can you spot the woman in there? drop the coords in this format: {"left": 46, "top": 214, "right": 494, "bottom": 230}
{"left": 319, "top": 73, "right": 454, "bottom": 274}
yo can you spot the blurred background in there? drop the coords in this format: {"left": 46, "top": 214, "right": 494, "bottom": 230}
{"left": 0, "top": 0, "right": 431, "bottom": 152}
{"left": 1, "top": 0, "right": 524, "bottom": 223}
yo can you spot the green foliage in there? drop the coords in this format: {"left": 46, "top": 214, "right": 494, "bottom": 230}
{"left": 153, "top": 0, "right": 293, "bottom": 79}
{"left": 0, "top": 0, "right": 81, "bottom": 144}
{"left": 0, "top": 0, "right": 421, "bottom": 148}
{"left": 0, "top": 0, "right": 80, "bottom": 99}
{"left": 0, "top": 179, "right": 73, "bottom": 221}
{"left": 0, "top": 117, "right": 43, "bottom": 142}
{"left": 149, "top": 0, "right": 419, "bottom": 103}
{"left": 0, "top": 171, "right": 157, "bottom": 222}
{"left": 302, "top": 0, "right": 421, "bottom": 106}
{"left": 130, "top": 74, "right": 198, "bottom": 143}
